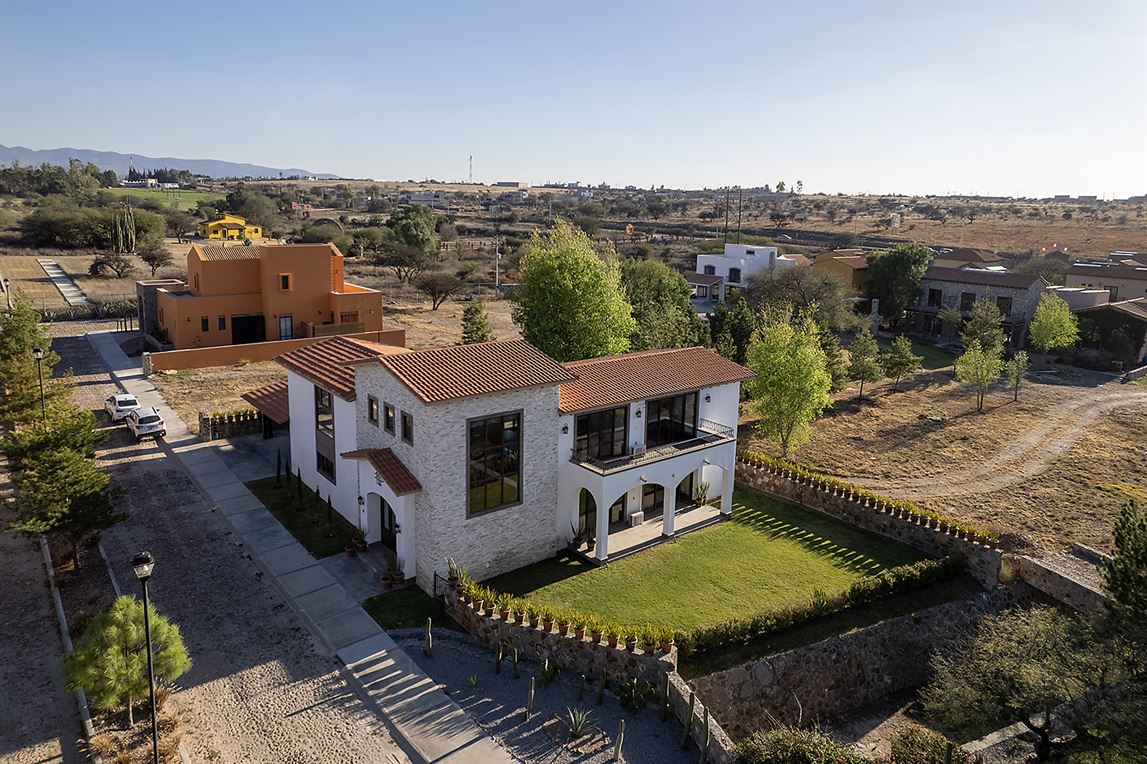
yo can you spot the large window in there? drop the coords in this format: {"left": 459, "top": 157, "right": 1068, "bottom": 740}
{"left": 468, "top": 412, "right": 521, "bottom": 515}
{"left": 315, "top": 387, "right": 335, "bottom": 438}
{"left": 575, "top": 406, "right": 627, "bottom": 461}
{"left": 401, "top": 411, "right": 414, "bottom": 445}
{"left": 384, "top": 403, "right": 395, "bottom": 434}
{"left": 996, "top": 296, "right": 1013, "bottom": 316}
{"left": 703, "top": 265, "right": 716, "bottom": 276}
{"left": 960, "top": 292, "right": 976, "bottom": 312}
{"left": 645, "top": 392, "right": 698, "bottom": 448}
{"left": 728, "top": 267, "right": 742, "bottom": 284}
{"left": 367, "top": 395, "right": 379, "bottom": 425}
{"left": 927, "top": 288, "right": 943, "bottom": 308}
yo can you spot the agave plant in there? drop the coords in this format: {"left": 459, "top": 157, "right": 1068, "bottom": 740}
{"left": 564, "top": 706, "right": 596, "bottom": 739}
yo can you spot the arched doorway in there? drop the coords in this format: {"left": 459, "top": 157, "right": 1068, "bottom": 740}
{"left": 578, "top": 488, "right": 596, "bottom": 537}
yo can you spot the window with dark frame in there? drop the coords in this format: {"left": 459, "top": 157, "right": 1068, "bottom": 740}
{"left": 280, "top": 273, "right": 292, "bottom": 290}
{"left": 316, "top": 453, "right": 335, "bottom": 481}
{"left": 384, "top": 403, "right": 395, "bottom": 434}
{"left": 996, "top": 296, "right": 1013, "bottom": 315}
{"left": 468, "top": 412, "right": 521, "bottom": 514}
{"left": 401, "top": 411, "right": 413, "bottom": 444}
{"left": 927, "top": 288, "right": 943, "bottom": 308}
{"left": 218, "top": 315, "right": 226, "bottom": 331}
{"left": 574, "top": 406, "right": 628, "bottom": 461}
{"left": 728, "top": 267, "right": 742, "bottom": 283}
{"left": 645, "top": 391, "right": 698, "bottom": 448}
{"left": 315, "top": 387, "right": 334, "bottom": 438}
{"left": 703, "top": 265, "right": 716, "bottom": 275}
{"left": 367, "top": 395, "right": 379, "bottom": 425}
{"left": 200, "top": 316, "right": 209, "bottom": 332}
{"left": 960, "top": 292, "right": 976, "bottom": 312}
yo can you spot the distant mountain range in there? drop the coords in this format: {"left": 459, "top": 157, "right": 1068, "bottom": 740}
{"left": 0, "top": 145, "right": 339, "bottom": 180}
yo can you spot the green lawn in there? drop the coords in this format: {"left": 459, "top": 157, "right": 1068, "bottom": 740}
{"left": 107, "top": 187, "right": 224, "bottom": 207}
{"left": 364, "top": 587, "right": 462, "bottom": 630}
{"left": 247, "top": 477, "right": 358, "bottom": 559}
{"left": 487, "top": 487, "right": 925, "bottom": 632}
{"left": 876, "top": 336, "right": 957, "bottom": 370}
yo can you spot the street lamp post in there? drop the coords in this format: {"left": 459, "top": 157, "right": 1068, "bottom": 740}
{"left": 131, "top": 551, "right": 160, "bottom": 764}
{"left": 32, "top": 347, "right": 46, "bottom": 422}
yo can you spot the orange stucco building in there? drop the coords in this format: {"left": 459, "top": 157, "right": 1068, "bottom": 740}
{"left": 148, "top": 243, "right": 384, "bottom": 349}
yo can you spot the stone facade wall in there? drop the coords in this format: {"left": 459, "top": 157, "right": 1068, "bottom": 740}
{"left": 1015, "top": 555, "right": 1108, "bottom": 614}
{"left": 444, "top": 587, "right": 675, "bottom": 686}
{"left": 690, "top": 586, "right": 1025, "bottom": 740}
{"left": 736, "top": 457, "right": 1003, "bottom": 588}
{"left": 666, "top": 672, "right": 736, "bottom": 764}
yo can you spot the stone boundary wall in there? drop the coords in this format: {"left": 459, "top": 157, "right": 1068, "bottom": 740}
{"left": 444, "top": 587, "right": 675, "bottom": 686}
{"left": 197, "top": 409, "right": 263, "bottom": 440}
{"left": 1015, "top": 555, "right": 1108, "bottom": 614}
{"left": 666, "top": 672, "right": 736, "bottom": 764}
{"left": 690, "top": 586, "right": 1025, "bottom": 741}
{"left": 736, "top": 456, "right": 1004, "bottom": 588}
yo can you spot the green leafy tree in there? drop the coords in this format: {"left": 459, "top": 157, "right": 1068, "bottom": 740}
{"left": 9, "top": 448, "right": 110, "bottom": 530}
{"left": 57, "top": 487, "right": 126, "bottom": 570}
{"left": 1029, "top": 292, "right": 1079, "bottom": 360}
{"left": 881, "top": 335, "right": 923, "bottom": 392}
{"left": 1105, "top": 500, "right": 1146, "bottom": 648}
{"left": 511, "top": 218, "right": 635, "bottom": 361}
{"left": 745, "top": 316, "right": 832, "bottom": 458}
{"left": 460, "top": 301, "right": 495, "bottom": 344}
{"left": 620, "top": 258, "right": 708, "bottom": 350}
{"left": 820, "top": 331, "right": 848, "bottom": 393}
{"left": 388, "top": 205, "right": 438, "bottom": 253}
{"left": 414, "top": 271, "right": 465, "bottom": 310}
{"left": 1004, "top": 350, "right": 1030, "bottom": 402}
{"left": 865, "top": 243, "right": 934, "bottom": 325}
{"left": 961, "top": 299, "right": 1006, "bottom": 355}
{"left": 709, "top": 297, "right": 758, "bottom": 364}
{"left": 954, "top": 340, "right": 1003, "bottom": 412}
{"left": 746, "top": 266, "right": 860, "bottom": 333}
{"left": 713, "top": 328, "right": 736, "bottom": 360}
{"left": 848, "top": 327, "right": 883, "bottom": 399}
{"left": 65, "top": 596, "right": 191, "bottom": 727}
{"left": 298, "top": 221, "right": 353, "bottom": 254}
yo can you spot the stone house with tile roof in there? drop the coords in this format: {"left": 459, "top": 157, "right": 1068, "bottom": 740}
{"left": 274, "top": 337, "right": 752, "bottom": 592}
{"left": 907, "top": 266, "right": 1049, "bottom": 344}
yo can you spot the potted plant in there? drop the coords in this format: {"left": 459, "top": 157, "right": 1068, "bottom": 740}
{"left": 639, "top": 625, "right": 657, "bottom": 654}
{"left": 589, "top": 618, "right": 604, "bottom": 645}
{"left": 557, "top": 615, "right": 570, "bottom": 636}
{"left": 541, "top": 607, "right": 555, "bottom": 633}
{"left": 353, "top": 526, "right": 368, "bottom": 552}
{"left": 497, "top": 593, "right": 513, "bottom": 621}
{"left": 344, "top": 536, "right": 357, "bottom": 556}
{"left": 446, "top": 557, "right": 462, "bottom": 589}
{"left": 659, "top": 628, "right": 676, "bottom": 654}
{"left": 512, "top": 601, "right": 526, "bottom": 625}
{"left": 390, "top": 558, "right": 406, "bottom": 585}
{"left": 606, "top": 625, "right": 621, "bottom": 649}
{"left": 693, "top": 480, "right": 712, "bottom": 507}
{"left": 624, "top": 629, "right": 638, "bottom": 652}
{"left": 380, "top": 571, "right": 393, "bottom": 589}
{"left": 572, "top": 614, "right": 587, "bottom": 641}
{"left": 527, "top": 603, "right": 540, "bottom": 629}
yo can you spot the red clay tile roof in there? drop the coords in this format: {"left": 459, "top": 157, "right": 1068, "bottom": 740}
{"left": 240, "top": 380, "right": 290, "bottom": 424}
{"left": 559, "top": 347, "right": 753, "bottom": 414}
{"left": 276, "top": 336, "right": 407, "bottom": 400}
{"left": 374, "top": 340, "right": 577, "bottom": 404}
{"left": 923, "top": 266, "right": 1045, "bottom": 289}
{"left": 194, "top": 244, "right": 261, "bottom": 261}
{"left": 341, "top": 448, "right": 422, "bottom": 495}
{"left": 687, "top": 273, "right": 725, "bottom": 286}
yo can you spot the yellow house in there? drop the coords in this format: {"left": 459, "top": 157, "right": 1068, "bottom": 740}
{"left": 198, "top": 213, "right": 263, "bottom": 240}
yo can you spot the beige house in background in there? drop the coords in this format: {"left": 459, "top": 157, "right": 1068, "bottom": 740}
{"left": 1065, "top": 262, "right": 1147, "bottom": 302}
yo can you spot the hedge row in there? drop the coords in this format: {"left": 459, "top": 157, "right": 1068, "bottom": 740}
{"left": 737, "top": 448, "right": 997, "bottom": 542}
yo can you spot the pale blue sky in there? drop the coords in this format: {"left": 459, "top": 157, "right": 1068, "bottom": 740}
{"left": 1, "top": 0, "right": 1144, "bottom": 197}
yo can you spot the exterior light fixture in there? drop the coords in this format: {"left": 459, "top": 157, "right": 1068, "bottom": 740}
{"left": 635, "top": 410, "right": 642, "bottom": 419}
{"left": 132, "top": 550, "right": 155, "bottom": 581}
{"left": 561, "top": 424, "right": 569, "bottom": 434}
{"left": 704, "top": 394, "right": 712, "bottom": 403}
{"left": 357, "top": 496, "right": 365, "bottom": 506}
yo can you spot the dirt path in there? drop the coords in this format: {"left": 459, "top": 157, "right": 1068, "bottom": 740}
{"left": 854, "top": 383, "right": 1147, "bottom": 500}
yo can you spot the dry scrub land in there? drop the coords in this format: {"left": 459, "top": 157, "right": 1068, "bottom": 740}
{"left": 150, "top": 361, "right": 285, "bottom": 429}
{"left": 741, "top": 371, "right": 1147, "bottom": 554}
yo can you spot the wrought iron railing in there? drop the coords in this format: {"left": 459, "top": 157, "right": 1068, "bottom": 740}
{"left": 570, "top": 418, "right": 735, "bottom": 473}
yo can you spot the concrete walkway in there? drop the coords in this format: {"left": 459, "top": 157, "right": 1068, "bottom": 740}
{"left": 37, "top": 259, "right": 90, "bottom": 306}
{"left": 86, "top": 331, "right": 512, "bottom": 764}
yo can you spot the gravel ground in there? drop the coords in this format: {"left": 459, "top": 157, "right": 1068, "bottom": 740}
{"left": 395, "top": 629, "right": 696, "bottom": 764}
{"left": 51, "top": 334, "right": 405, "bottom": 764}
{"left": 0, "top": 510, "right": 85, "bottom": 764}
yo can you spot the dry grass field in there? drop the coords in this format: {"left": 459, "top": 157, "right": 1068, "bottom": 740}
{"left": 150, "top": 361, "right": 285, "bottom": 429}
{"left": 741, "top": 370, "right": 1147, "bottom": 553}
{"left": 0, "top": 252, "right": 70, "bottom": 309}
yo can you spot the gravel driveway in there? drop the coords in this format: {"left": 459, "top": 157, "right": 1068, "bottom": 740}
{"left": 51, "top": 333, "right": 405, "bottom": 764}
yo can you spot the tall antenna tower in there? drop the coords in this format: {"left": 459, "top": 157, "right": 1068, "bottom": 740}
{"left": 469, "top": 155, "right": 473, "bottom": 184}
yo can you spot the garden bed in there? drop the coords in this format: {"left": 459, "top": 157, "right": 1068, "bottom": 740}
{"left": 246, "top": 477, "right": 359, "bottom": 559}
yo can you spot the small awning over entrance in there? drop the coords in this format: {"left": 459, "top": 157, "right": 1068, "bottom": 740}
{"left": 241, "top": 381, "right": 290, "bottom": 424}
{"left": 341, "top": 448, "right": 422, "bottom": 496}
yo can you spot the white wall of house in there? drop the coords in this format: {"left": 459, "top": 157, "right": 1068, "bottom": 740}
{"left": 285, "top": 371, "right": 360, "bottom": 532}
{"left": 353, "top": 362, "right": 563, "bottom": 593}
{"left": 697, "top": 244, "right": 796, "bottom": 297}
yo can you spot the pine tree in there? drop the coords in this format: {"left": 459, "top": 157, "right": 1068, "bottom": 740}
{"left": 847, "top": 327, "right": 883, "bottom": 399}
{"left": 8, "top": 448, "right": 111, "bottom": 541}
{"left": 0, "top": 292, "right": 62, "bottom": 424}
{"left": 65, "top": 596, "right": 191, "bottom": 727}
{"left": 460, "top": 301, "right": 495, "bottom": 344}
{"left": 820, "top": 331, "right": 849, "bottom": 393}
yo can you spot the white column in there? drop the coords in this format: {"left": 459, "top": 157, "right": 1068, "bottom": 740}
{"left": 662, "top": 485, "right": 677, "bottom": 537}
{"left": 594, "top": 489, "right": 610, "bottom": 562}
{"left": 720, "top": 466, "right": 734, "bottom": 515}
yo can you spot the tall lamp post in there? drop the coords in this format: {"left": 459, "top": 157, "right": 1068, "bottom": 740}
{"left": 131, "top": 551, "right": 160, "bottom": 764}
{"left": 32, "top": 347, "right": 46, "bottom": 422}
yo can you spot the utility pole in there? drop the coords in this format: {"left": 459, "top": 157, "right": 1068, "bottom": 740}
{"left": 469, "top": 155, "right": 473, "bottom": 185}
{"left": 736, "top": 187, "right": 744, "bottom": 244}
{"left": 723, "top": 187, "right": 731, "bottom": 245}
{"left": 494, "top": 238, "right": 501, "bottom": 295}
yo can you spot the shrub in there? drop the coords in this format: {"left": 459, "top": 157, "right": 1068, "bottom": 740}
{"left": 889, "top": 726, "right": 970, "bottom": 764}
{"left": 735, "top": 728, "right": 871, "bottom": 764}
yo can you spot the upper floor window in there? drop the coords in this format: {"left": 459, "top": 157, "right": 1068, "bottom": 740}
{"left": 996, "top": 296, "right": 1013, "bottom": 315}
{"left": 200, "top": 316, "right": 209, "bottom": 332}
{"left": 279, "top": 273, "right": 292, "bottom": 291}
{"left": 728, "top": 267, "right": 742, "bottom": 284}
{"left": 960, "top": 292, "right": 976, "bottom": 312}
{"left": 384, "top": 403, "right": 396, "bottom": 434}
{"left": 367, "top": 395, "right": 379, "bottom": 425}
{"left": 575, "top": 406, "right": 627, "bottom": 461}
{"left": 468, "top": 412, "right": 521, "bottom": 514}
{"left": 703, "top": 265, "right": 716, "bottom": 276}
{"left": 646, "top": 392, "right": 698, "bottom": 448}
{"left": 218, "top": 315, "right": 226, "bottom": 331}
{"left": 927, "top": 288, "right": 943, "bottom": 308}
{"left": 401, "top": 411, "right": 414, "bottom": 445}
{"left": 315, "top": 387, "right": 334, "bottom": 439}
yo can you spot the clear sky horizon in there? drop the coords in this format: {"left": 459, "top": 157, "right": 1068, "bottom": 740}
{"left": 1, "top": 0, "right": 1144, "bottom": 198}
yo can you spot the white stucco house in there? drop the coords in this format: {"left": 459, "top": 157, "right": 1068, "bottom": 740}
{"left": 270, "top": 336, "right": 752, "bottom": 594}
{"left": 696, "top": 243, "right": 801, "bottom": 302}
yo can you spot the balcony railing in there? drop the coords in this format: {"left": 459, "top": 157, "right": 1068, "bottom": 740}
{"left": 570, "top": 418, "right": 735, "bottom": 474}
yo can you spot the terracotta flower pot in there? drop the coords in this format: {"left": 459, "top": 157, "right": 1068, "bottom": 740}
{"left": 591, "top": 630, "right": 603, "bottom": 644}
{"left": 381, "top": 575, "right": 393, "bottom": 589}
{"left": 557, "top": 622, "right": 569, "bottom": 636}
{"left": 499, "top": 607, "right": 510, "bottom": 621}
{"left": 529, "top": 617, "right": 539, "bottom": 629}
{"left": 641, "top": 642, "right": 656, "bottom": 654}
{"left": 513, "top": 612, "right": 525, "bottom": 625}
{"left": 624, "top": 637, "right": 637, "bottom": 652}
{"left": 607, "top": 635, "right": 619, "bottom": 648}
{"left": 574, "top": 627, "right": 585, "bottom": 640}
{"left": 474, "top": 599, "right": 485, "bottom": 613}
{"left": 542, "top": 618, "right": 554, "bottom": 632}
{"left": 660, "top": 639, "right": 675, "bottom": 653}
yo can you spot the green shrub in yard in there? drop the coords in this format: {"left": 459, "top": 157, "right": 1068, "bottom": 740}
{"left": 737, "top": 449, "right": 997, "bottom": 541}
{"left": 735, "top": 728, "right": 870, "bottom": 764}
{"left": 889, "top": 726, "right": 970, "bottom": 764}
